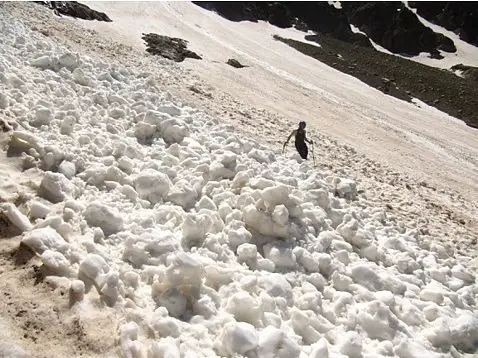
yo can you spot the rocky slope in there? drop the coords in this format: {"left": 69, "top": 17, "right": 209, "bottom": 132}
{"left": 194, "top": 1, "right": 478, "bottom": 129}
{"left": 194, "top": 1, "right": 460, "bottom": 57}
{"left": 408, "top": 2, "right": 478, "bottom": 46}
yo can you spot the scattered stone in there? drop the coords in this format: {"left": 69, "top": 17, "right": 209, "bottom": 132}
{"left": 142, "top": 33, "right": 202, "bottom": 62}
{"left": 226, "top": 59, "right": 247, "bottom": 68}
{"left": 35, "top": 1, "right": 112, "bottom": 22}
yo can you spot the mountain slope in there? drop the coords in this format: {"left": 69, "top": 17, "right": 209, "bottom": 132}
{"left": 0, "top": 2, "right": 477, "bottom": 358}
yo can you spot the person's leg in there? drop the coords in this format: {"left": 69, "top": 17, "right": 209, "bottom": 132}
{"left": 296, "top": 142, "right": 308, "bottom": 159}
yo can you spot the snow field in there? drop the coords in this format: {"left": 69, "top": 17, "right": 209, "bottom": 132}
{"left": 1, "top": 10, "right": 477, "bottom": 358}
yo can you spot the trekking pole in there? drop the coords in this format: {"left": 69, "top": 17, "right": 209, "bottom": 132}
{"left": 311, "top": 142, "right": 316, "bottom": 167}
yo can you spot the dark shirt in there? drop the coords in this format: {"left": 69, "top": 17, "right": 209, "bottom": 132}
{"left": 295, "top": 129, "right": 306, "bottom": 144}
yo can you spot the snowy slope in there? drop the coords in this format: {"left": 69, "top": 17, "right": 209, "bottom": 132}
{"left": 349, "top": 3, "right": 478, "bottom": 70}
{"left": 0, "top": 2, "right": 478, "bottom": 358}
{"left": 403, "top": 2, "right": 478, "bottom": 70}
{"left": 77, "top": 1, "right": 478, "bottom": 203}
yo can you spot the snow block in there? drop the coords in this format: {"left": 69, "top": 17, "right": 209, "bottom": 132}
{"left": 31, "top": 107, "right": 53, "bottom": 127}
{"left": 149, "top": 338, "right": 180, "bottom": 358}
{"left": 339, "top": 331, "right": 363, "bottom": 358}
{"left": 424, "top": 317, "right": 451, "bottom": 348}
{"left": 40, "top": 250, "right": 72, "bottom": 276}
{"left": 22, "top": 227, "right": 69, "bottom": 255}
{"left": 79, "top": 253, "right": 110, "bottom": 289}
{"left": 119, "top": 322, "right": 142, "bottom": 358}
{"left": 29, "top": 200, "right": 50, "bottom": 219}
{"left": 58, "top": 160, "right": 76, "bottom": 179}
{"left": 243, "top": 204, "right": 289, "bottom": 239}
{"left": 225, "top": 291, "right": 263, "bottom": 326}
{"left": 182, "top": 210, "right": 224, "bottom": 247}
{"left": 263, "top": 242, "right": 296, "bottom": 270}
{"left": 0, "top": 203, "right": 32, "bottom": 232}
{"left": 217, "top": 321, "right": 259, "bottom": 356}
{"left": 58, "top": 53, "right": 80, "bottom": 70}
{"left": 84, "top": 202, "right": 123, "bottom": 236}
{"left": 258, "top": 273, "right": 293, "bottom": 304}
{"left": 134, "top": 169, "right": 171, "bottom": 204}
{"left": 10, "top": 131, "right": 45, "bottom": 157}
{"left": 309, "top": 338, "right": 329, "bottom": 358}
{"left": 257, "top": 326, "right": 301, "bottom": 358}
{"left": 157, "top": 287, "right": 187, "bottom": 318}
{"left": 261, "top": 184, "right": 290, "bottom": 207}
{"left": 334, "top": 178, "right": 357, "bottom": 200}
{"left": 40, "top": 172, "right": 75, "bottom": 203}
{"left": 449, "top": 313, "right": 478, "bottom": 353}
{"left": 30, "top": 55, "right": 51, "bottom": 69}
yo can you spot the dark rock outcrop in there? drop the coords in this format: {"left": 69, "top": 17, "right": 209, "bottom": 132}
{"left": 194, "top": 1, "right": 372, "bottom": 47}
{"left": 35, "top": 1, "right": 112, "bottom": 22}
{"left": 193, "top": 1, "right": 269, "bottom": 23}
{"left": 341, "top": 2, "right": 456, "bottom": 57}
{"left": 451, "top": 64, "right": 478, "bottom": 82}
{"left": 408, "top": 2, "right": 478, "bottom": 46}
{"left": 195, "top": 1, "right": 459, "bottom": 57}
{"left": 142, "top": 33, "right": 202, "bottom": 62}
{"left": 284, "top": 2, "right": 372, "bottom": 47}
{"left": 226, "top": 59, "right": 247, "bottom": 68}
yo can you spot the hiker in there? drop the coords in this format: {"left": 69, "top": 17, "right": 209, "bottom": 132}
{"left": 283, "top": 121, "right": 313, "bottom": 160}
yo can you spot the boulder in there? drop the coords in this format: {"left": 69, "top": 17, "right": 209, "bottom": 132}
{"left": 226, "top": 59, "right": 247, "bottom": 68}
{"left": 342, "top": 2, "right": 456, "bottom": 56}
{"left": 36, "top": 1, "right": 112, "bottom": 22}
{"left": 142, "top": 33, "right": 202, "bottom": 62}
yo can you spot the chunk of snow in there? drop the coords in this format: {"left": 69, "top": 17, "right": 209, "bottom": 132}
{"left": 451, "top": 264, "right": 475, "bottom": 283}
{"left": 22, "top": 227, "right": 68, "bottom": 254}
{"left": 309, "top": 338, "right": 329, "bottom": 358}
{"left": 1, "top": 203, "right": 32, "bottom": 232}
{"left": 149, "top": 338, "right": 180, "bottom": 358}
{"left": 420, "top": 288, "right": 444, "bottom": 305}
{"left": 84, "top": 202, "right": 124, "bottom": 236}
{"left": 339, "top": 331, "right": 363, "bottom": 358}
{"left": 119, "top": 322, "right": 142, "bottom": 358}
{"left": 225, "top": 291, "right": 263, "bottom": 326}
{"left": 58, "top": 160, "right": 76, "bottom": 179}
{"left": 258, "top": 273, "right": 293, "bottom": 303}
{"left": 449, "top": 313, "right": 478, "bottom": 353}
{"left": 30, "top": 55, "right": 51, "bottom": 69}
{"left": 58, "top": 53, "right": 79, "bottom": 70}
{"left": 423, "top": 317, "right": 451, "bottom": 348}
{"left": 217, "top": 321, "right": 259, "bottom": 356}
{"left": 394, "top": 338, "right": 441, "bottom": 358}
{"left": 334, "top": 178, "right": 357, "bottom": 200}
{"left": 134, "top": 169, "right": 171, "bottom": 204}
{"left": 29, "top": 200, "right": 50, "bottom": 219}
{"left": 156, "top": 288, "right": 187, "bottom": 318}
{"left": 40, "top": 172, "right": 75, "bottom": 203}
{"left": 261, "top": 184, "right": 290, "bottom": 207}
{"left": 40, "top": 250, "right": 72, "bottom": 276}
{"left": 79, "top": 253, "right": 110, "bottom": 288}
{"left": 243, "top": 204, "right": 289, "bottom": 238}
{"left": 263, "top": 242, "right": 296, "bottom": 270}
{"left": 257, "top": 326, "right": 301, "bottom": 358}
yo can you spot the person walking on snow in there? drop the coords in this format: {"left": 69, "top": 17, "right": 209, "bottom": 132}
{"left": 283, "top": 121, "right": 313, "bottom": 160}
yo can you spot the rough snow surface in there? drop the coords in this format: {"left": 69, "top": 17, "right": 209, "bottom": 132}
{"left": 1, "top": 3, "right": 478, "bottom": 358}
